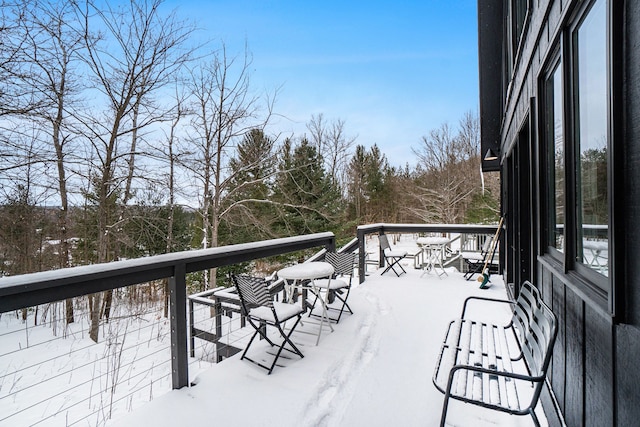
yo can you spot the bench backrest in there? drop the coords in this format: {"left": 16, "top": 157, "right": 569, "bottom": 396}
{"left": 523, "top": 300, "right": 557, "bottom": 377}
{"left": 512, "top": 281, "right": 557, "bottom": 377}
{"left": 511, "top": 281, "right": 540, "bottom": 339}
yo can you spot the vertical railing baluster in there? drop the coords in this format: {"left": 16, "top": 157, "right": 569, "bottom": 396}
{"left": 358, "top": 228, "right": 366, "bottom": 283}
{"left": 169, "top": 262, "right": 189, "bottom": 389}
{"left": 214, "top": 295, "right": 222, "bottom": 362}
{"left": 189, "top": 297, "right": 195, "bottom": 358}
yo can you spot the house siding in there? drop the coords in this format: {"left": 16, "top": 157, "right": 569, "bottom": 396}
{"left": 478, "top": 0, "right": 640, "bottom": 425}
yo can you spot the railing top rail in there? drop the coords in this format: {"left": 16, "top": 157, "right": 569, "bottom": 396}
{"left": 0, "top": 232, "right": 335, "bottom": 313}
{"left": 357, "top": 223, "right": 500, "bottom": 234}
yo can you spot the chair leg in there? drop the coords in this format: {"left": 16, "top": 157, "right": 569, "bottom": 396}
{"left": 248, "top": 318, "right": 276, "bottom": 347}
{"left": 394, "top": 260, "right": 407, "bottom": 275}
{"left": 241, "top": 329, "right": 260, "bottom": 361}
{"left": 308, "top": 288, "right": 353, "bottom": 323}
{"left": 439, "top": 395, "right": 450, "bottom": 427}
{"left": 440, "top": 370, "right": 457, "bottom": 427}
{"left": 390, "top": 258, "right": 407, "bottom": 276}
{"left": 333, "top": 290, "right": 353, "bottom": 323}
{"left": 381, "top": 257, "right": 406, "bottom": 276}
{"left": 267, "top": 316, "right": 304, "bottom": 374}
{"left": 464, "top": 261, "right": 483, "bottom": 281}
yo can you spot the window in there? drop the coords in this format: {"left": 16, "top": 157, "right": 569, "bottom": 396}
{"left": 511, "top": 0, "right": 529, "bottom": 60}
{"left": 502, "top": 0, "right": 530, "bottom": 102}
{"left": 542, "top": 0, "right": 610, "bottom": 281}
{"left": 573, "top": 0, "right": 608, "bottom": 276}
{"left": 545, "top": 60, "right": 564, "bottom": 253}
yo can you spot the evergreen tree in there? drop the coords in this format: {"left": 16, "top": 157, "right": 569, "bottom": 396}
{"left": 221, "top": 128, "right": 277, "bottom": 244}
{"left": 274, "top": 138, "right": 341, "bottom": 236}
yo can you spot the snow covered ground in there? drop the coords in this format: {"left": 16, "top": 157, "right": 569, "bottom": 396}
{"left": 0, "top": 292, "right": 216, "bottom": 426}
{"left": 111, "top": 249, "right": 548, "bottom": 427}
{"left": 1, "top": 235, "right": 548, "bottom": 426}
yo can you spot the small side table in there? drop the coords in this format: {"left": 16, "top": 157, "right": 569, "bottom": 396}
{"left": 417, "top": 237, "right": 451, "bottom": 278}
{"left": 278, "top": 262, "right": 335, "bottom": 345}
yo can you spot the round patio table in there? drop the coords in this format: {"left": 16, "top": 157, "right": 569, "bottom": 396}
{"left": 278, "top": 261, "right": 335, "bottom": 345}
{"left": 416, "top": 237, "right": 451, "bottom": 278}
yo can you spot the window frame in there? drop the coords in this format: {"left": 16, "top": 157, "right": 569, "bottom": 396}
{"left": 541, "top": 51, "right": 565, "bottom": 265}
{"left": 503, "top": 0, "right": 531, "bottom": 102}
{"left": 568, "top": 0, "right": 610, "bottom": 291}
{"left": 538, "top": 0, "right": 612, "bottom": 301}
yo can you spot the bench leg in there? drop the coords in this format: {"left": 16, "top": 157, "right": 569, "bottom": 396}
{"left": 440, "top": 374, "right": 455, "bottom": 427}
{"left": 529, "top": 407, "right": 541, "bottom": 427}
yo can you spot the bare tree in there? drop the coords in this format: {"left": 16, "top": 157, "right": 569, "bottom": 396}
{"left": 0, "top": 0, "right": 46, "bottom": 118}
{"left": 10, "top": 0, "right": 87, "bottom": 324}
{"left": 157, "top": 84, "right": 189, "bottom": 316}
{"left": 184, "top": 44, "right": 274, "bottom": 289}
{"left": 307, "top": 113, "right": 356, "bottom": 193}
{"left": 74, "top": 0, "right": 195, "bottom": 342}
{"left": 410, "top": 112, "right": 481, "bottom": 223}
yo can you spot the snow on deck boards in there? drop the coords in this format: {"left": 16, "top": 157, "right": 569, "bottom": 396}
{"left": 112, "top": 262, "right": 548, "bottom": 427}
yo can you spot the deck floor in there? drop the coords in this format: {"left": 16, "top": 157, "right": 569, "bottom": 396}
{"left": 112, "top": 255, "right": 548, "bottom": 427}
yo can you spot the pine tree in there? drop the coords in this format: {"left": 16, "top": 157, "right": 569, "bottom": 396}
{"left": 221, "top": 128, "right": 277, "bottom": 244}
{"left": 273, "top": 138, "right": 341, "bottom": 236}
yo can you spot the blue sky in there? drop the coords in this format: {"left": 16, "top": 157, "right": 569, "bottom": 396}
{"left": 173, "top": 0, "right": 479, "bottom": 167}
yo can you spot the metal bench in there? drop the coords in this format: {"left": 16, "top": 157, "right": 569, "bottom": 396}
{"left": 432, "top": 281, "right": 557, "bottom": 427}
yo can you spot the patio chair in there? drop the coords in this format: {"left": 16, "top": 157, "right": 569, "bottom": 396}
{"left": 310, "top": 252, "right": 356, "bottom": 323}
{"left": 231, "top": 274, "right": 305, "bottom": 374}
{"left": 379, "top": 234, "right": 408, "bottom": 276}
{"left": 461, "top": 236, "right": 498, "bottom": 280}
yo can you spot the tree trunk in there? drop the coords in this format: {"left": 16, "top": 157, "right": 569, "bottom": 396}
{"left": 89, "top": 293, "right": 102, "bottom": 342}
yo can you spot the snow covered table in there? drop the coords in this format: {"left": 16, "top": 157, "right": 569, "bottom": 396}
{"left": 278, "top": 262, "right": 335, "bottom": 345}
{"left": 432, "top": 281, "right": 557, "bottom": 427}
{"left": 416, "top": 236, "right": 450, "bottom": 278}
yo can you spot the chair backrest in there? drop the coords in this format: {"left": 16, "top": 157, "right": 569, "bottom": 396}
{"left": 481, "top": 236, "right": 493, "bottom": 253}
{"left": 232, "top": 275, "right": 273, "bottom": 310}
{"left": 325, "top": 252, "right": 356, "bottom": 277}
{"left": 379, "top": 234, "right": 391, "bottom": 252}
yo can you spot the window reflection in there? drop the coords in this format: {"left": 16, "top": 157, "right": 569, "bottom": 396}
{"left": 547, "top": 62, "right": 564, "bottom": 252}
{"left": 575, "top": 0, "right": 608, "bottom": 276}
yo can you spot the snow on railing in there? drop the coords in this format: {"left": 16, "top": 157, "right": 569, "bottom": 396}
{"left": 0, "top": 232, "right": 336, "bottom": 426}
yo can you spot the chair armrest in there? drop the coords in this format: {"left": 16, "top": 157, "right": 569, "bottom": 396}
{"left": 461, "top": 295, "right": 514, "bottom": 318}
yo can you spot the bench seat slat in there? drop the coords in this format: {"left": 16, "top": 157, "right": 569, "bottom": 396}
{"left": 486, "top": 325, "right": 501, "bottom": 406}
{"left": 496, "top": 322, "right": 520, "bottom": 410}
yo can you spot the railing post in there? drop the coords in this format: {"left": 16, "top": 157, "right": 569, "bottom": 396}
{"left": 325, "top": 236, "right": 336, "bottom": 253}
{"left": 378, "top": 229, "right": 385, "bottom": 269}
{"left": 169, "top": 263, "right": 189, "bottom": 389}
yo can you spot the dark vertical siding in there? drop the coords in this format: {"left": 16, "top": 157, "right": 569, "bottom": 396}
{"left": 616, "top": 325, "right": 640, "bottom": 426}
{"left": 551, "top": 275, "right": 566, "bottom": 411}
{"left": 565, "top": 289, "right": 584, "bottom": 426}
{"left": 479, "top": 0, "right": 640, "bottom": 424}
{"left": 584, "top": 306, "right": 613, "bottom": 427}
{"left": 617, "top": 2, "right": 640, "bottom": 426}
{"left": 625, "top": 0, "right": 640, "bottom": 327}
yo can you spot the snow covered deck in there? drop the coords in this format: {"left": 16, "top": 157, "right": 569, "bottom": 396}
{"left": 112, "top": 255, "right": 548, "bottom": 426}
